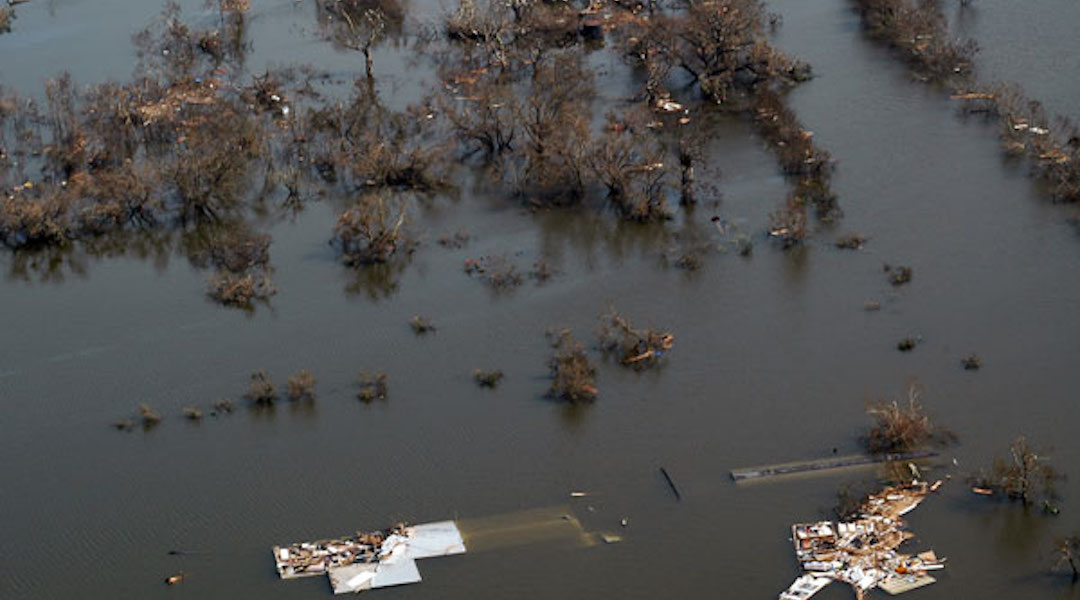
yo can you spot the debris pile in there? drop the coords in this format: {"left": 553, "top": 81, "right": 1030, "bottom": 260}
{"left": 273, "top": 521, "right": 466, "bottom": 594}
{"left": 780, "top": 480, "right": 946, "bottom": 599}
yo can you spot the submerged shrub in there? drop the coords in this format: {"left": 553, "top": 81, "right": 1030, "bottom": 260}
{"left": 472, "top": 368, "right": 504, "bottom": 388}
{"left": 357, "top": 370, "right": 388, "bottom": 402}
{"left": 546, "top": 329, "right": 596, "bottom": 402}
{"left": 596, "top": 307, "right": 673, "bottom": 370}
{"left": 286, "top": 369, "right": 317, "bottom": 401}
{"left": 865, "top": 384, "right": 950, "bottom": 453}
{"left": 244, "top": 370, "right": 277, "bottom": 405}
{"left": 332, "top": 195, "right": 409, "bottom": 265}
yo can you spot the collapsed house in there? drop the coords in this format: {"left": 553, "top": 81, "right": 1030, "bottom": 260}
{"left": 273, "top": 521, "right": 466, "bottom": 594}
{"left": 780, "top": 480, "right": 946, "bottom": 599}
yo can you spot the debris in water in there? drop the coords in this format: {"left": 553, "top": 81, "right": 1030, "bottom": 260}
{"left": 164, "top": 572, "right": 185, "bottom": 585}
{"left": 273, "top": 521, "right": 466, "bottom": 594}
{"left": 779, "top": 480, "right": 946, "bottom": 599}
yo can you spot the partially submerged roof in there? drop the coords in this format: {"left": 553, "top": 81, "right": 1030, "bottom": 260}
{"left": 274, "top": 520, "right": 466, "bottom": 595}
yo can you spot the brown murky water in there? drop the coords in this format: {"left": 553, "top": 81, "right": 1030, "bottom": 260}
{"left": 2, "top": 1, "right": 1079, "bottom": 598}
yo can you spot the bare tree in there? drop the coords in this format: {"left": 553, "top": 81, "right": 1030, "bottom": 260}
{"left": 1053, "top": 535, "right": 1080, "bottom": 581}
{"left": 971, "top": 435, "right": 1059, "bottom": 506}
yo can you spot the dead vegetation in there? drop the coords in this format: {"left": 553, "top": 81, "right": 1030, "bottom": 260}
{"left": 286, "top": 369, "right": 317, "bottom": 401}
{"left": 0, "top": 7, "right": 13, "bottom": 34}
{"left": 596, "top": 307, "right": 673, "bottom": 370}
{"left": 357, "top": 370, "right": 389, "bottom": 402}
{"left": 1053, "top": 535, "right": 1080, "bottom": 581}
{"left": 835, "top": 234, "right": 867, "bottom": 249}
{"left": 332, "top": 195, "right": 411, "bottom": 265}
{"left": 472, "top": 368, "right": 504, "bottom": 388}
{"left": 546, "top": 329, "right": 597, "bottom": 402}
{"left": 437, "top": 229, "right": 471, "bottom": 249}
{"left": 139, "top": 403, "right": 163, "bottom": 427}
{"left": 970, "top": 435, "right": 1059, "bottom": 506}
{"left": 244, "top": 370, "right": 277, "bottom": 405}
{"left": 957, "top": 83, "right": 1080, "bottom": 204}
{"left": 886, "top": 264, "right": 913, "bottom": 285}
{"left": 865, "top": 384, "right": 950, "bottom": 453}
{"left": 852, "top": 0, "right": 977, "bottom": 82}
{"left": 463, "top": 255, "right": 524, "bottom": 290}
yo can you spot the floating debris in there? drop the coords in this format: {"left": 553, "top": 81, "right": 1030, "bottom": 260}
{"left": 779, "top": 480, "right": 946, "bottom": 599}
{"left": 274, "top": 521, "right": 466, "bottom": 594}
{"left": 164, "top": 572, "right": 185, "bottom": 585}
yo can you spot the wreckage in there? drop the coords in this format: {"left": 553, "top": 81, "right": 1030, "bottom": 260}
{"left": 273, "top": 521, "right": 466, "bottom": 594}
{"left": 272, "top": 505, "right": 605, "bottom": 595}
{"left": 780, "top": 480, "right": 946, "bottom": 599}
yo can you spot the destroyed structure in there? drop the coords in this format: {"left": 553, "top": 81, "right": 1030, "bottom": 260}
{"left": 780, "top": 480, "right": 946, "bottom": 599}
{"left": 273, "top": 521, "right": 466, "bottom": 594}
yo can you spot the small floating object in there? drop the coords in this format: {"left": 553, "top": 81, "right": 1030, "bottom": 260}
{"left": 971, "top": 487, "right": 994, "bottom": 496}
{"left": 164, "top": 572, "right": 185, "bottom": 585}
{"left": 570, "top": 491, "right": 588, "bottom": 498}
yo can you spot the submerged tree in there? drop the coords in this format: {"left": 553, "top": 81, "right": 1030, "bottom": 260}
{"left": 971, "top": 435, "right": 1059, "bottom": 506}
{"left": 1053, "top": 534, "right": 1080, "bottom": 582}
{"left": 546, "top": 329, "right": 597, "bottom": 402}
{"left": 332, "top": 195, "right": 409, "bottom": 265}
{"left": 596, "top": 307, "right": 674, "bottom": 370}
{"left": 865, "top": 383, "right": 951, "bottom": 453}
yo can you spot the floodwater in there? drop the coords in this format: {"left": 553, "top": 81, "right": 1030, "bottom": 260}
{"left": 2, "top": 1, "right": 1079, "bottom": 598}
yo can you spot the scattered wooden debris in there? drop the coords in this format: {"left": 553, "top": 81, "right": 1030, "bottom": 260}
{"left": 780, "top": 480, "right": 946, "bottom": 599}
{"left": 273, "top": 521, "right": 466, "bottom": 594}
